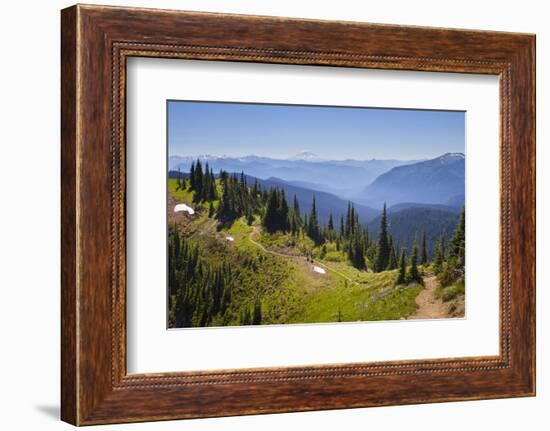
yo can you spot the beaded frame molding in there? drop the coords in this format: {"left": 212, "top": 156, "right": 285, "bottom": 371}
{"left": 61, "top": 4, "right": 535, "bottom": 425}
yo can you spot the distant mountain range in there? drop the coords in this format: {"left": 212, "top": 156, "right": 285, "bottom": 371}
{"left": 169, "top": 153, "right": 417, "bottom": 198}
{"left": 362, "top": 153, "right": 465, "bottom": 207}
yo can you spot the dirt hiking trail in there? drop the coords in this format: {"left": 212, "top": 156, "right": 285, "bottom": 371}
{"left": 408, "top": 275, "right": 448, "bottom": 319}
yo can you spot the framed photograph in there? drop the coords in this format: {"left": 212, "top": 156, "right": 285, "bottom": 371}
{"left": 61, "top": 4, "right": 535, "bottom": 425}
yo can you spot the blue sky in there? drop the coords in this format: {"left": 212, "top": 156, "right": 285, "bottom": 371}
{"left": 168, "top": 100, "right": 465, "bottom": 160}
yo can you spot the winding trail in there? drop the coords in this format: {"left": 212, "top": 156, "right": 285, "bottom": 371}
{"left": 408, "top": 275, "right": 448, "bottom": 319}
{"left": 247, "top": 227, "right": 358, "bottom": 285}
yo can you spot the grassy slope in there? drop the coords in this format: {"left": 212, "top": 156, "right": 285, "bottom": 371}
{"left": 435, "top": 278, "right": 465, "bottom": 317}
{"left": 168, "top": 179, "right": 422, "bottom": 325}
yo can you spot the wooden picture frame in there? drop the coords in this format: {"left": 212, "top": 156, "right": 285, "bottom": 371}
{"left": 61, "top": 4, "right": 535, "bottom": 425}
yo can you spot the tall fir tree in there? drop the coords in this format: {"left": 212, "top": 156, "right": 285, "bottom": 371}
{"left": 328, "top": 213, "right": 334, "bottom": 231}
{"left": 293, "top": 194, "right": 300, "bottom": 217}
{"left": 386, "top": 235, "right": 398, "bottom": 270}
{"left": 447, "top": 207, "right": 465, "bottom": 269}
{"left": 208, "top": 168, "right": 217, "bottom": 200}
{"left": 262, "top": 189, "right": 280, "bottom": 233}
{"left": 408, "top": 240, "right": 421, "bottom": 283}
{"left": 193, "top": 159, "right": 204, "bottom": 202}
{"left": 278, "top": 189, "right": 290, "bottom": 231}
{"left": 421, "top": 232, "right": 428, "bottom": 265}
{"left": 374, "top": 203, "right": 390, "bottom": 272}
{"left": 348, "top": 227, "right": 366, "bottom": 269}
{"left": 396, "top": 249, "right": 407, "bottom": 285}
{"left": 433, "top": 234, "right": 445, "bottom": 273}
{"left": 307, "top": 196, "right": 321, "bottom": 244}
{"left": 189, "top": 161, "right": 196, "bottom": 190}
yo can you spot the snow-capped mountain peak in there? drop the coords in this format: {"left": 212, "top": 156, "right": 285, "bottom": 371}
{"left": 291, "top": 151, "right": 321, "bottom": 161}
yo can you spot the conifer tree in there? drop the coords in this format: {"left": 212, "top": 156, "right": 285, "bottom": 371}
{"left": 279, "top": 189, "right": 290, "bottom": 231}
{"left": 386, "top": 235, "right": 398, "bottom": 270}
{"left": 290, "top": 195, "right": 302, "bottom": 235}
{"left": 447, "top": 207, "right": 465, "bottom": 269}
{"left": 293, "top": 194, "right": 300, "bottom": 218}
{"left": 195, "top": 159, "right": 203, "bottom": 191}
{"left": 328, "top": 213, "right": 334, "bottom": 231}
{"left": 307, "top": 196, "right": 321, "bottom": 244}
{"left": 348, "top": 227, "right": 366, "bottom": 269}
{"left": 208, "top": 168, "right": 217, "bottom": 200}
{"left": 396, "top": 249, "right": 407, "bottom": 285}
{"left": 176, "top": 168, "right": 183, "bottom": 190}
{"left": 408, "top": 241, "right": 421, "bottom": 283}
{"left": 421, "top": 232, "right": 428, "bottom": 265}
{"left": 433, "top": 234, "right": 445, "bottom": 273}
{"left": 262, "top": 189, "right": 280, "bottom": 233}
{"left": 203, "top": 161, "right": 211, "bottom": 200}
{"left": 345, "top": 202, "right": 352, "bottom": 238}
{"left": 192, "top": 159, "right": 204, "bottom": 202}
{"left": 189, "top": 161, "right": 196, "bottom": 190}
{"left": 374, "top": 203, "right": 390, "bottom": 272}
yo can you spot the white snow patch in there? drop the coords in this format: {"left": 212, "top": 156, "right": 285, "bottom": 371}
{"left": 225, "top": 236, "right": 235, "bottom": 242}
{"left": 313, "top": 266, "right": 326, "bottom": 274}
{"left": 174, "top": 203, "right": 195, "bottom": 215}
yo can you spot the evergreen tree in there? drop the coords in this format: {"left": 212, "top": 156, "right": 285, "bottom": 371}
{"left": 408, "top": 241, "right": 421, "bottom": 283}
{"left": 433, "top": 234, "right": 445, "bottom": 273}
{"left": 348, "top": 227, "right": 366, "bottom": 269}
{"left": 396, "top": 249, "right": 407, "bottom": 285}
{"left": 203, "top": 162, "right": 211, "bottom": 200}
{"left": 421, "top": 232, "right": 428, "bottom": 265}
{"left": 328, "top": 213, "right": 334, "bottom": 231}
{"left": 278, "top": 189, "right": 290, "bottom": 231}
{"left": 290, "top": 195, "right": 302, "bottom": 234}
{"left": 176, "top": 168, "right": 183, "bottom": 190}
{"left": 208, "top": 168, "right": 217, "bottom": 200}
{"left": 262, "top": 189, "right": 280, "bottom": 233}
{"left": 307, "top": 196, "right": 321, "bottom": 244}
{"left": 240, "top": 171, "right": 246, "bottom": 187}
{"left": 293, "top": 194, "right": 300, "bottom": 217}
{"left": 386, "top": 235, "right": 398, "bottom": 270}
{"left": 374, "top": 203, "right": 390, "bottom": 272}
{"left": 345, "top": 202, "right": 353, "bottom": 238}
{"left": 447, "top": 208, "right": 465, "bottom": 269}
{"left": 189, "top": 161, "right": 196, "bottom": 190}
{"left": 193, "top": 159, "right": 204, "bottom": 202}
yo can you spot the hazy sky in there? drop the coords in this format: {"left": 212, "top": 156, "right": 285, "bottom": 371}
{"left": 168, "top": 100, "right": 465, "bottom": 160}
